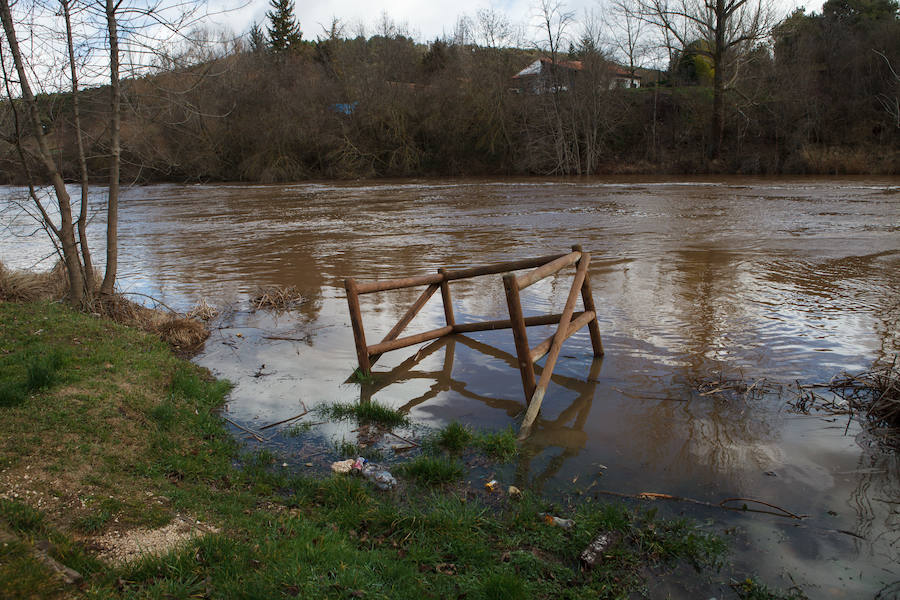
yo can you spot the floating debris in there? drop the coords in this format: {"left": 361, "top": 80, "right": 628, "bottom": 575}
{"left": 186, "top": 298, "right": 218, "bottom": 321}
{"left": 690, "top": 369, "right": 782, "bottom": 403}
{"left": 250, "top": 285, "right": 304, "bottom": 311}
{"left": 792, "top": 358, "right": 900, "bottom": 450}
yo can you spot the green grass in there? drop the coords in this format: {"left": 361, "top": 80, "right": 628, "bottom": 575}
{"left": 732, "top": 577, "right": 809, "bottom": 600}
{"left": 283, "top": 421, "right": 313, "bottom": 436}
{"left": 433, "top": 421, "right": 474, "bottom": 452}
{"left": 0, "top": 301, "right": 742, "bottom": 599}
{"left": 396, "top": 455, "right": 464, "bottom": 486}
{"left": 0, "top": 538, "right": 69, "bottom": 600}
{"left": 0, "top": 380, "right": 27, "bottom": 407}
{"left": 348, "top": 367, "right": 378, "bottom": 385}
{"left": 25, "top": 349, "right": 64, "bottom": 391}
{"left": 320, "top": 399, "right": 409, "bottom": 428}
{"left": 333, "top": 438, "right": 384, "bottom": 461}
{"left": 475, "top": 427, "right": 518, "bottom": 461}
{"left": 430, "top": 422, "right": 519, "bottom": 461}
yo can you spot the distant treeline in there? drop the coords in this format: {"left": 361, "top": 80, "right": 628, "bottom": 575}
{"left": 1, "top": 3, "right": 898, "bottom": 183}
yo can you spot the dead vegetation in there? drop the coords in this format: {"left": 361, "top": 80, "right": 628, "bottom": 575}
{"left": 250, "top": 285, "right": 304, "bottom": 312}
{"left": 792, "top": 358, "right": 900, "bottom": 451}
{"left": 0, "top": 262, "right": 209, "bottom": 354}
{"left": 0, "top": 260, "right": 69, "bottom": 302}
{"left": 186, "top": 298, "right": 218, "bottom": 321}
{"left": 690, "top": 370, "right": 783, "bottom": 403}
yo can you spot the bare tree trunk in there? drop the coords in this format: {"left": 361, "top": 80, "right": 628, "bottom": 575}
{"left": 710, "top": 0, "right": 726, "bottom": 159}
{"left": 61, "top": 0, "right": 95, "bottom": 296}
{"left": 100, "top": 0, "right": 120, "bottom": 296}
{"left": 1, "top": 0, "right": 85, "bottom": 304}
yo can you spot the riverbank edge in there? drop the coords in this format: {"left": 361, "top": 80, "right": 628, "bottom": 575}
{"left": 2, "top": 146, "right": 899, "bottom": 188}
{"left": 0, "top": 301, "right": 800, "bottom": 599}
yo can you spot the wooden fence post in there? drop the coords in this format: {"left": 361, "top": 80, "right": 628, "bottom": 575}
{"left": 503, "top": 273, "right": 536, "bottom": 402}
{"left": 572, "top": 244, "right": 604, "bottom": 357}
{"left": 438, "top": 268, "right": 455, "bottom": 328}
{"left": 344, "top": 278, "right": 372, "bottom": 374}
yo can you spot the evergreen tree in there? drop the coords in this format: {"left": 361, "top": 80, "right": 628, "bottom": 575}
{"left": 249, "top": 21, "right": 265, "bottom": 53}
{"left": 266, "top": 0, "right": 302, "bottom": 54}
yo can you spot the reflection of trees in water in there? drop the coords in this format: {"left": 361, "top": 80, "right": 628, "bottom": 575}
{"left": 641, "top": 246, "right": 780, "bottom": 481}
{"left": 849, "top": 445, "right": 900, "bottom": 571}
{"left": 612, "top": 376, "right": 778, "bottom": 485}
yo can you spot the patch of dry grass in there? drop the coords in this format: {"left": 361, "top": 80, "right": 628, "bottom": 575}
{"left": 0, "top": 262, "right": 210, "bottom": 354}
{"left": 88, "top": 295, "right": 210, "bottom": 355}
{"left": 0, "top": 260, "right": 68, "bottom": 302}
{"left": 186, "top": 298, "right": 218, "bottom": 321}
{"left": 250, "top": 285, "right": 304, "bottom": 311}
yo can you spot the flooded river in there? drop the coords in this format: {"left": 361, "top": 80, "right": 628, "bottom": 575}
{"left": 2, "top": 177, "right": 899, "bottom": 597}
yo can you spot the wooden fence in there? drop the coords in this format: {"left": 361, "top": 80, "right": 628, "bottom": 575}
{"left": 344, "top": 244, "right": 604, "bottom": 437}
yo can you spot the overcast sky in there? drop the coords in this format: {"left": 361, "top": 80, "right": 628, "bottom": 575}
{"left": 213, "top": 0, "right": 823, "bottom": 46}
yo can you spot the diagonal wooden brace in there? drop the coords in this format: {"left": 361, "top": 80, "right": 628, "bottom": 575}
{"left": 518, "top": 253, "right": 591, "bottom": 439}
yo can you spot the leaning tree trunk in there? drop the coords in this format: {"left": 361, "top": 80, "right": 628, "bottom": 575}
{"left": 0, "top": 0, "right": 85, "bottom": 304}
{"left": 100, "top": 0, "right": 120, "bottom": 296}
{"left": 62, "top": 0, "right": 95, "bottom": 297}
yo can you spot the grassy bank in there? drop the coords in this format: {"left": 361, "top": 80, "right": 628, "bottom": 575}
{"left": 1, "top": 301, "right": 789, "bottom": 599}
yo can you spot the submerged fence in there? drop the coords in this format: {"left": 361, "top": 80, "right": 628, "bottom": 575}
{"left": 344, "top": 245, "right": 604, "bottom": 437}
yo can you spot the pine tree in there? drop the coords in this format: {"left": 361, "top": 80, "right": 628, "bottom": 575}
{"left": 249, "top": 21, "right": 265, "bottom": 53}
{"left": 266, "top": 0, "right": 302, "bottom": 54}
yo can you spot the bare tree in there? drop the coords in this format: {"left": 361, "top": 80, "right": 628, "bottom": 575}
{"left": 1, "top": 0, "right": 87, "bottom": 303}
{"left": 475, "top": 8, "right": 512, "bottom": 49}
{"left": 636, "top": 0, "right": 778, "bottom": 157}
{"left": 1, "top": 0, "right": 212, "bottom": 303}
{"left": 603, "top": 0, "right": 650, "bottom": 79}
{"left": 534, "top": 0, "right": 574, "bottom": 64}
{"left": 61, "top": 0, "right": 95, "bottom": 295}
{"left": 874, "top": 49, "right": 899, "bottom": 129}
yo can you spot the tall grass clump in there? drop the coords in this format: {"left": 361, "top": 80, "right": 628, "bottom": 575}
{"left": 0, "top": 382, "right": 27, "bottom": 407}
{"left": 397, "top": 455, "right": 464, "bottom": 486}
{"left": 321, "top": 400, "right": 408, "bottom": 428}
{"left": 428, "top": 423, "right": 518, "bottom": 461}
{"left": 434, "top": 422, "right": 474, "bottom": 453}
{"left": 25, "top": 351, "right": 64, "bottom": 391}
{"left": 475, "top": 427, "right": 518, "bottom": 461}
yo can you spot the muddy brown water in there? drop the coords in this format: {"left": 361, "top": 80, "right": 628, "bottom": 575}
{"left": 2, "top": 177, "right": 899, "bottom": 597}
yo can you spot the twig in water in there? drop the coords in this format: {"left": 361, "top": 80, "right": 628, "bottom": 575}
{"left": 594, "top": 489, "right": 807, "bottom": 519}
{"left": 613, "top": 387, "right": 686, "bottom": 402}
{"left": 260, "top": 407, "right": 310, "bottom": 430}
{"left": 224, "top": 417, "right": 267, "bottom": 442}
{"left": 118, "top": 291, "right": 178, "bottom": 314}
{"left": 386, "top": 430, "right": 419, "bottom": 447}
{"left": 718, "top": 497, "right": 805, "bottom": 520}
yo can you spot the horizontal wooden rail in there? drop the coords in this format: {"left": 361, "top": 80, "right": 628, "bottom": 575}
{"left": 356, "top": 273, "right": 444, "bottom": 295}
{"left": 354, "top": 253, "right": 570, "bottom": 295}
{"left": 366, "top": 326, "right": 454, "bottom": 356}
{"left": 516, "top": 251, "right": 581, "bottom": 290}
{"left": 442, "top": 253, "right": 568, "bottom": 282}
{"left": 453, "top": 312, "right": 569, "bottom": 334}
